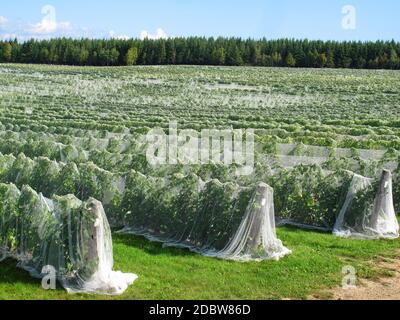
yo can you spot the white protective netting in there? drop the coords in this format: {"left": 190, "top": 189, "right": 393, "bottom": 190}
{"left": 254, "top": 142, "right": 399, "bottom": 240}
{"left": 333, "top": 170, "right": 399, "bottom": 239}
{"left": 0, "top": 143, "right": 398, "bottom": 271}
{"left": 0, "top": 184, "right": 137, "bottom": 295}
{"left": 0, "top": 153, "right": 290, "bottom": 262}
{"left": 119, "top": 177, "right": 291, "bottom": 262}
{"left": 203, "top": 183, "right": 291, "bottom": 261}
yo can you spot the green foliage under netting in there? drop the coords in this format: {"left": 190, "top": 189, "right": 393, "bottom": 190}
{"left": 0, "top": 151, "right": 395, "bottom": 240}
{"left": 395, "top": 171, "right": 400, "bottom": 214}
{"left": 337, "top": 181, "right": 378, "bottom": 234}
{"left": 0, "top": 65, "right": 400, "bottom": 153}
{"left": 0, "top": 183, "right": 98, "bottom": 277}
{"left": 0, "top": 127, "right": 397, "bottom": 189}
{"left": 0, "top": 65, "right": 398, "bottom": 240}
{"left": 119, "top": 171, "right": 254, "bottom": 251}
{"left": 0, "top": 182, "right": 138, "bottom": 295}
{"left": 0, "top": 183, "right": 20, "bottom": 255}
{"left": 271, "top": 166, "right": 354, "bottom": 229}
{"left": 0, "top": 64, "right": 398, "bottom": 297}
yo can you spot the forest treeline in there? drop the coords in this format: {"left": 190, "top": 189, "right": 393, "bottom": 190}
{"left": 0, "top": 37, "right": 399, "bottom": 69}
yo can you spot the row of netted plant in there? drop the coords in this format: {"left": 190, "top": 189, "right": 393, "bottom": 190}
{"left": 0, "top": 183, "right": 136, "bottom": 295}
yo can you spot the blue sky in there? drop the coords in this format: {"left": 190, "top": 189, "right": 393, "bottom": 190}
{"left": 0, "top": 0, "right": 399, "bottom": 41}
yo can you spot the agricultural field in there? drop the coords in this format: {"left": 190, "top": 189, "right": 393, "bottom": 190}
{"left": 1, "top": 64, "right": 400, "bottom": 145}
{"left": 0, "top": 63, "right": 399, "bottom": 299}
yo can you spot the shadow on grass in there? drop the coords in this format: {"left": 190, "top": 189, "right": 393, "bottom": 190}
{"left": 0, "top": 259, "right": 69, "bottom": 294}
{"left": 0, "top": 258, "right": 80, "bottom": 297}
{"left": 277, "top": 225, "right": 331, "bottom": 235}
{"left": 112, "top": 226, "right": 332, "bottom": 260}
{"left": 0, "top": 259, "right": 37, "bottom": 285}
{"left": 112, "top": 233, "right": 203, "bottom": 258}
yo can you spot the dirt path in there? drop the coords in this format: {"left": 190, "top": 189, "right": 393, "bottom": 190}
{"left": 311, "top": 256, "right": 400, "bottom": 300}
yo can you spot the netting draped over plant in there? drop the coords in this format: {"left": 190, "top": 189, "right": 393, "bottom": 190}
{"left": 272, "top": 166, "right": 353, "bottom": 230}
{"left": 1, "top": 130, "right": 399, "bottom": 184}
{"left": 119, "top": 174, "right": 291, "bottom": 261}
{"left": 0, "top": 151, "right": 398, "bottom": 248}
{"left": 202, "top": 183, "right": 292, "bottom": 261}
{"left": 0, "top": 152, "right": 291, "bottom": 261}
{"left": 0, "top": 184, "right": 137, "bottom": 295}
{"left": 333, "top": 170, "right": 399, "bottom": 239}
{"left": 272, "top": 166, "right": 399, "bottom": 239}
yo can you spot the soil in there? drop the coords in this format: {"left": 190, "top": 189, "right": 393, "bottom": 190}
{"left": 310, "top": 255, "right": 400, "bottom": 300}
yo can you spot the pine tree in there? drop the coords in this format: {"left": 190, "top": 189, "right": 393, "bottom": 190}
{"left": 285, "top": 52, "right": 296, "bottom": 67}
{"left": 249, "top": 44, "right": 261, "bottom": 65}
{"left": 212, "top": 47, "right": 225, "bottom": 65}
{"left": 310, "top": 49, "right": 319, "bottom": 67}
{"left": 316, "top": 53, "right": 327, "bottom": 68}
{"left": 109, "top": 48, "right": 120, "bottom": 65}
{"left": 166, "top": 41, "right": 176, "bottom": 64}
{"left": 125, "top": 47, "right": 139, "bottom": 66}
{"left": 2, "top": 43, "right": 12, "bottom": 62}
{"left": 157, "top": 41, "right": 166, "bottom": 64}
{"left": 78, "top": 49, "right": 89, "bottom": 65}
{"left": 39, "top": 47, "right": 49, "bottom": 63}
{"left": 389, "top": 49, "right": 399, "bottom": 69}
{"left": 355, "top": 56, "right": 366, "bottom": 69}
{"left": 0, "top": 37, "right": 399, "bottom": 69}
{"left": 233, "top": 45, "right": 243, "bottom": 66}
{"left": 326, "top": 51, "right": 335, "bottom": 68}
{"left": 271, "top": 52, "right": 282, "bottom": 66}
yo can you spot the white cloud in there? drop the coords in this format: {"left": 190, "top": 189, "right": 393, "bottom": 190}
{"left": 0, "top": 9, "right": 132, "bottom": 40}
{"left": 109, "top": 30, "right": 130, "bottom": 40}
{"left": 0, "top": 16, "right": 8, "bottom": 25}
{"left": 140, "top": 28, "right": 167, "bottom": 40}
{"left": 28, "top": 19, "right": 72, "bottom": 34}
{"left": 26, "top": 5, "right": 72, "bottom": 35}
{"left": 29, "top": 20, "right": 54, "bottom": 34}
{"left": 0, "top": 21, "right": 103, "bottom": 41}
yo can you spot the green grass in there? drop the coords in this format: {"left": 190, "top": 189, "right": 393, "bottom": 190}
{"left": 0, "top": 226, "right": 399, "bottom": 300}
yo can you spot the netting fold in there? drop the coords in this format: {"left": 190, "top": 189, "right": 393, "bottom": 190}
{"left": 333, "top": 170, "right": 399, "bottom": 239}
{"left": 0, "top": 184, "right": 137, "bottom": 295}
{"left": 118, "top": 173, "right": 290, "bottom": 261}
{"left": 203, "top": 183, "right": 291, "bottom": 261}
{"left": 0, "top": 148, "right": 398, "bottom": 272}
